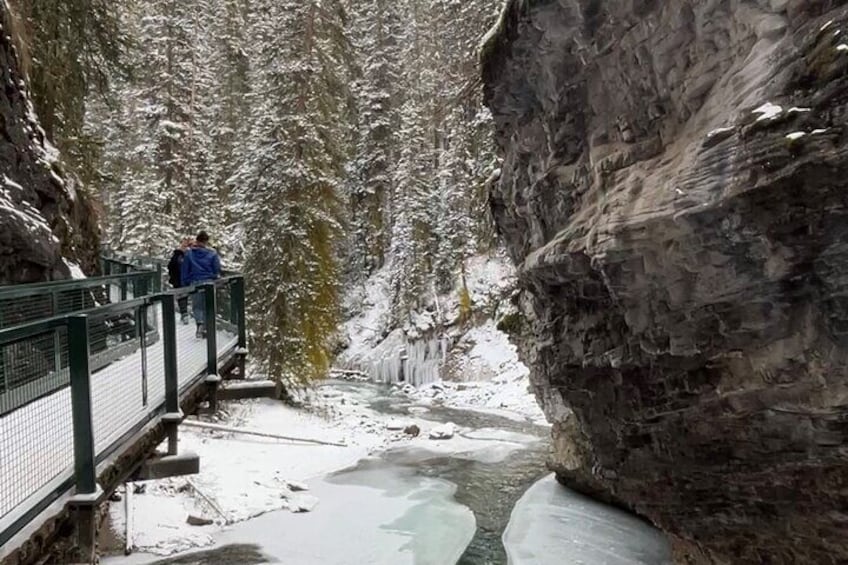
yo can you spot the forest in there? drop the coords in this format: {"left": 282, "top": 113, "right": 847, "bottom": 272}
{"left": 12, "top": 0, "right": 502, "bottom": 384}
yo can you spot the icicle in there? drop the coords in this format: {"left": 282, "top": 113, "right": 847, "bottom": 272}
{"left": 367, "top": 335, "right": 452, "bottom": 386}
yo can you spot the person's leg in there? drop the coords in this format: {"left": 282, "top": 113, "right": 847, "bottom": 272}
{"left": 192, "top": 291, "right": 205, "bottom": 337}
{"left": 178, "top": 295, "right": 189, "bottom": 324}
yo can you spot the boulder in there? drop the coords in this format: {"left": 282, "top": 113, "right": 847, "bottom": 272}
{"left": 428, "top": 422, "right": 455, "bottom": 440}
{"left": 186, "top": 515, "right": 214, "bottom": 527}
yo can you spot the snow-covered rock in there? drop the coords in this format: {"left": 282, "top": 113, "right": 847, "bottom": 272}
{"left": 284, "top": 480, "right": 309, "bottom": 492}
{"left": 429, "top": 422, "right": 456, "bottom": 440}
{"left": 386, "top": 419, "right": 409, "bottom": 431}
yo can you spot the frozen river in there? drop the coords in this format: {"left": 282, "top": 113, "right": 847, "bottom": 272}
{"left": 105, "top": 384, "right": 671, "bottom": 564}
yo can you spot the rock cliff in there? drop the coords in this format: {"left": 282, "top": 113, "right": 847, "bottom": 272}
{"left": 0, "top": 3, "right": 98, "bottom": 284}
{"left": 482, "top": 1, "right": 848, "bottom": 563}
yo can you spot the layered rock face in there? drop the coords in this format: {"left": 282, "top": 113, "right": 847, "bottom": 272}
{"left": 482, "top": 1, "right": 848, "bottom": 563}
{"left": 0, "top": 4, "right": 98, "bottom": 284}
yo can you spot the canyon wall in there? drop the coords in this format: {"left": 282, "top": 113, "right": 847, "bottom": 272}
{"left": 0, "top": 3, "right": 98, "bottom": 284}
{"left": 482, "top": 1, "right": 848, "bottom": 563}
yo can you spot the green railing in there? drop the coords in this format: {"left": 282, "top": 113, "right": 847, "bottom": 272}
{"left": 0, "top": 263, "right": 246, "bottom": 548}
{"left": 0, "top": 266, "right": 159, "bottom": 330}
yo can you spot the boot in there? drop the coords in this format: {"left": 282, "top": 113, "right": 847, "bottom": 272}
{"left": 196, "top": 324, "right": 204, "bottom": 339}
{"left": 181, "top": 313, "right": 189, "bottom": 325}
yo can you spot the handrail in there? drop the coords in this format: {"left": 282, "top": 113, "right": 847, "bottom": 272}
{"left": 0, "top": 272, "right": 154, "bottom": 299}
{"left": 0, "top": 277, "right": 241, "bottom": 342}
{"left": 0, "top": 297, "right": 151, "bottom": 344}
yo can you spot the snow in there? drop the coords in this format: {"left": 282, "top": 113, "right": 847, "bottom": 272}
{"left": 428, "top": 422, "right": 456, "bottom": 439}
{"left": 339, "top": 251, "right": 519, "bottom": 388}
{"left": 821, "top": 20, "right": 834, "bottom": 32}
{"left": 785, "top": 132, "right": 806, "bottom": 140}
{"left": 463, "top": 320, "right": 525, "bottom": 377}
{"left": 63, "top": 260, "right": 86, "bottom": 280}
{"left": 503, "top": 474, "right": 672, "bottom": 565}
{"left": 812, "top": 129, "right": 829, "bottom": 134}
{"left": 105, "top": 379, "right": 543, "bottom": 559}
{"left": 787, "top": 107, "right": 811, "bottom": 113}
{"left": 705, "top": 126, "right": 734, "bottom": 138}
{"left": 752, "top": 102, "right": 783, "bottom": 122}
{"left": 2, "top": 175, "right": 23, "bottom": 192}
{"left": 479, "top": 0, "right": 516, "bottom": 58}
{"left": 108, "top": 397, "right": 382, "bottom": 556}
{"left": 109, "top": 460, "right": 477, "bottom": 565}
{"left": 339, "top": 264, "right": 393, "bottom": 366}
{"left": 222, "top": 379, "right": 275, "bottom": 390}
{"left": 0, "top": 176, "right": 54, "bottom": 240}
{"left": 837, "top": 44, "right": 848, "bottom": 52}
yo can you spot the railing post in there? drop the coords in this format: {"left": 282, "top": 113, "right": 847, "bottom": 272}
{"left": 203, "top": 283, "right": 218, "bottom": 376}
{"left": 138, "top": 302, "right": 149, "bottom": 407}
{"left": 158, "top": 294, "right": 182, "bottom": 455}
{"left": 155, "top": 264, "right": 163, "bottom": 293}
{"left": 120, "top": 264, "right": 129, "bottom": 301}
{"left": 68, "top": 314, "right": 101, "bottom": 562}
{"left": 232, "top": 277, "right": 247, "bottom": 350}
{"left": 69, "top": 315, "right": 96, "bottom": 495}
{"left": 52, "top": 291, "right": 62, "bottom": 374}
{"left": 202, "top": 283, "right": 220, "bottom": 412}
{"left": 231, "top": 277, "right": 248, "bottom": 380}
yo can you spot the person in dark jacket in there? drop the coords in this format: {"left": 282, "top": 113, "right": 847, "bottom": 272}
{"left": 181, "top": 231, "right": 222, "bottom": 338}
{"left": 167, "top": 237, "right": 193, "bottom": 324}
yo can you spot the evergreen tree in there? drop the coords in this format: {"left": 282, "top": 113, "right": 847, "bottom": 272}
{"left": 238, "top": 0, "right": 351, "bottom": 386}
{"left": 347, "top": 0, "right": 401, "bottom": 278}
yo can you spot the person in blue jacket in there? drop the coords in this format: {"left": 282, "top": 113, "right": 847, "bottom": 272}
{"left": 181, "top": 231, "right": 222, "bottom": 338}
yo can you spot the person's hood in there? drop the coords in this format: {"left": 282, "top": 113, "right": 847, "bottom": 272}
{"left": 190, "top": 246, "right": 216, "bottom": 259}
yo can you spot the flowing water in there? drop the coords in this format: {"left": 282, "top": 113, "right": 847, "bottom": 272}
{"left": 120, "top": 383, "right": 671, "bottom": 564}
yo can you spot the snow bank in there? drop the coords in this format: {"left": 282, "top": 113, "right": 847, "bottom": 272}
{"left": 109, "top": 396, "right": 386, "bottom": 556}
{"left": 503, "top": 474, "right": 672, "bottom": 565}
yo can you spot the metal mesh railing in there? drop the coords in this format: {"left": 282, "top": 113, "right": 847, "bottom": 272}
{"left": 0, "top": 272, "right": 158, "bottom": 330}
{"left": 89, "top": 304, "right": 160, "bottom": 456}
{"left": 0, "top": 326, "right": 69, "bottom": 416}
{"left": 215, "top": 281, "right": 239, "bottom": 359}
{"left": 0, "top": 324, "right": 74, "bottom": 522}
{"left": 0, "top": 272, "right": 245, "bottom": 547}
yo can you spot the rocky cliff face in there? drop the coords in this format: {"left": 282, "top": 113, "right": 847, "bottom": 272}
{"left": 0, "top": 3, "right": 99, "bottom": 284}
{"left": 482, "top": 1, "right": 848, "bottom": 563}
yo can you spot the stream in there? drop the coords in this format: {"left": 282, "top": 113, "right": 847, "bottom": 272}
{"left": 111, "top": 382, "right": 671, "bottom": 564}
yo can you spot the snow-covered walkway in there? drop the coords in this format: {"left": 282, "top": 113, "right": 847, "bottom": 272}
{"left": 0, "top": 305, "right": 236, "bottom": 543}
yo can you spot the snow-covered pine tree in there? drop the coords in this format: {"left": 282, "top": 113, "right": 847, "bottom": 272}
{"left": 208, "top": 0, "right": 252, "bottom": 264}
{"left": 91, "top": 0, "right": 222, "bottom": 257}
{"left": 389, "top": 97, "right": 432, "bottom": 324}
{"left": 347, "top": 0, "right": 401, "bottom": 280}
{"left": 238, "top": 0, "right": 352, "bottom": 386}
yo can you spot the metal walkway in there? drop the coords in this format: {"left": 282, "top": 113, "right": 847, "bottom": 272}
{"left": 0, "top": 256, "right": 246, "bottom": 556}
